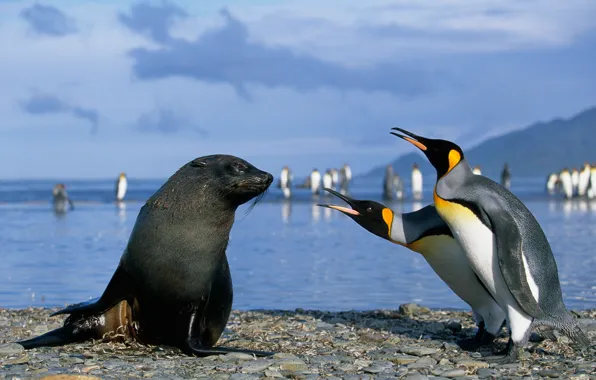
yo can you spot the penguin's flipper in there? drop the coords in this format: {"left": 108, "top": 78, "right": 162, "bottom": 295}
{"left": 52, "top": 265, "right": 132, "bottom": 317}
{"left": 17, "top": 325, "right": 85, "bottom": 349}
{"left": 483, "top": 199, "right": 544, "bottom": 318}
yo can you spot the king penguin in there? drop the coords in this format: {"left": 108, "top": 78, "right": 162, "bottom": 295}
{"left": 115, "top": 172, "right": 128, "bottom": 202}
{"left": 390, "top": 127, "right": 590, "bottom": 363}
{"left": 546, "top": 173, "right": 559, "bottom": 196}
{"left": 318, "top": 188, "right": 506, "bottom": 350}
{"left": 559, "top": 169, "right": 573, "bottom": 199}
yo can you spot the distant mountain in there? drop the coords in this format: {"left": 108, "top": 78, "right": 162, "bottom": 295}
{"left": 362, "top": 106, "right": 596, "bottom": 180}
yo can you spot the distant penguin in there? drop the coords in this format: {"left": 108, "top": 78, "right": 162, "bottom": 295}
{"left": 571, "top": 168, "right": 579, "bottom": 196}
{"left": 115, "top": 172, "right": 128, "bottom": 202}
{"left": 559, "top": 169, "right": 573, "bottom": 199}
{"left": 320, "top": 189, "right": 506, "bottom": 350}
{"left": 52, "top": 184, "right": 74, "bottom": 213}
{"left": 577, "top": 163, "right": 591, "bottom": 197}
{"left": 394, "top": 174, "right": 404, "bottom": 201}
{"left": 500, "top": 164, "right": 511, "bottom": 190}
{"left": 310, "top": 169, "right": 322, "bottom": 196}
{"left": 330, "top": 168, "right": 339, "bottom": 190}
{"left": 411, "top": 163, "right": 423, "bottom": 200}
{"left": 323, "top": 170, "right": 333, "bottom": 193}
{"left": 546, "top": 173, "right": 559, "bottom": 196}
{"left": 339, "top": 164, "right": 352, "bottom": 195}
{"left": 472, "top": 166, "right": 482, "bottom": 175}
{"left": 590, "top": 164, "right": 596, "bottom": 199}
{"left": 383, "top": 165, "right": 396, "bottom": 201}
{"left": 279, "top": 166, "right": 292, "bottom": 199}
{"left": 391, "top": 127, "right": 590, "bottom": 363}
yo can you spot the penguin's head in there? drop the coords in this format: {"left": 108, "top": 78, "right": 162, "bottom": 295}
{"left": 317, "top": 188, "right": 396, "bottom": 242}
{"left": 391, "top": 127, "right": 464, "bottom": 179}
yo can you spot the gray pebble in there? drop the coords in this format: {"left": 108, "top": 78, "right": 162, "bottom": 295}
{"left": 363, "top": 360, "right": 394, "bottom": 374}
{"left": 240, "top": 359, "right": 271, "bottom": 373}
{"left": 223, "top": 352, "right": 256, "bottom": 361}
{"left": 400, "top": 346, "right": 440, "bottom": 356}
{"left": 0, "top": 343, "right": 25, "bottom": 356}
{"left": 229, "top": 374, "right": 260, "bottom": 380}
{"left": 475, "top": 368, "right": 498, "bottom": 378}
{"left": 405, "top": 372, "right": 429, "bottom": 380}
{"left": 343, "top": 375, "right": 373, "bottom": 380}
{"left": 441, "top": 369, "right": 467, "bottom": 377}
{"left": 537, "top": 370, "right": 562, "bottom": 378}
{"left": 408, "top": 356, "right": 437, "bottom": 369}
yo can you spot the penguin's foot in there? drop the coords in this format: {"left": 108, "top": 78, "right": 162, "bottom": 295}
{"left": 457, "top": 331, "right": 496, "bottom": 351}
{"left": 484, "top": 339, "right": 520, "bottom": 364}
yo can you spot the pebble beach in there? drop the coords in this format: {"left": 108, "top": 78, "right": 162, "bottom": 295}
{"left": 1, "top": 305, "right": 595, "bottom": 379}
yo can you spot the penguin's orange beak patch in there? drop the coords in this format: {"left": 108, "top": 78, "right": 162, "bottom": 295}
{"left": 325, "top": 205, "right": 360, "bottom": 216}
{"left": 403, "top": 137, "right": 427, "bottom": 151}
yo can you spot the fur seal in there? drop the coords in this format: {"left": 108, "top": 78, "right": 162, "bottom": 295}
{"left": 17, "top": 154, "right": 274, "bottom": 357}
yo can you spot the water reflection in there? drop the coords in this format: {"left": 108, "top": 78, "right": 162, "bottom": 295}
{"left": 323, "top": 206, "right": 332, "bottom": 221}
{"left": 311, "top": 203, "right": 321, "bottom": 223}
{"left": 116, "top": 201, "right": 127, "bottom": 223}
{"left": 281, "top": 201, "right": 292, "bottom": 223}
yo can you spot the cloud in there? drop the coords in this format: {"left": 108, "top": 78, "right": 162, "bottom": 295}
{"left": 118, "top": 0, "right": 188, "bottom": 44}
{"left": 19, "top": 3, "right": 78, "bottom": 37}
{"left": 126, "top": 8, "right": 441, "bottom": 100}
{"left": 135, "top": 107, "right": 208, "bottom": 136}
{"left": 20, "top": 92, "right": 99, "bottom": 134}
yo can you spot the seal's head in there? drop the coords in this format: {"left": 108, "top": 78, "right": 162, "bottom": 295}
{"left": 170, "top": 154, "right": 273, "bottom": 209}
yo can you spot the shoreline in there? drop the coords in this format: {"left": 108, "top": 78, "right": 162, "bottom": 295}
{"left": 1, "top": 306, "right": 595, "bottom": 379}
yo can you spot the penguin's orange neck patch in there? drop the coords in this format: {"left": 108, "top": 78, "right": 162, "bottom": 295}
{"left": 448, "top": 149, "right": 461, "bottom": 172}
{"left": 382, "top": 207, "right": 393, "bottom": 236}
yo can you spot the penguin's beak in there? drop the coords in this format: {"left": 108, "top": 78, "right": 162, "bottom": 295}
{"left": 317, "top": 188, "right": 360, "bottom": 216}
{"left": 390, "top": 127, "right": 428, "bottom": 151}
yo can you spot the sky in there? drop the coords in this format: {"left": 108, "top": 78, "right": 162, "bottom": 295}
{"left": 1, "top": 0, "right": 595, "bottom": 179}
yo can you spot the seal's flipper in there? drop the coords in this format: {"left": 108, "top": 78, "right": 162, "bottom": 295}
{"left": 51, "top": 265, "right": 133, "bottom": 317}
{"left": 17, "top": 325, "right": 86, "bottom": 349}
{"left": 482, "top": 198, "right": 544, "bottom": 318}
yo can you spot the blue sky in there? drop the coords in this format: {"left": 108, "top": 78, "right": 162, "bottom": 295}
{"left": 1, "top": 0, "right": 595, "bottom": 179}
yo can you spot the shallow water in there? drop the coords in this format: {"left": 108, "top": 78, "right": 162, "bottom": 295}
{"left": 1, "top": 178, "right": 595, "bottom": 311}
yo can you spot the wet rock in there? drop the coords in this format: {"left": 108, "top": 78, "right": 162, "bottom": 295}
{"left": 446, "top": 319, "right": 462, "bottom": 332}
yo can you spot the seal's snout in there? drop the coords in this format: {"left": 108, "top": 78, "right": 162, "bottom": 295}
{"left": 259, "top": 172, "right": 274, "bottom": 186}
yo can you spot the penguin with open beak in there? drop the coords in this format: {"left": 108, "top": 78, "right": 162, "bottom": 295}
{"left": 390, "top": 127, "right": 590, "bottom": 363}
{"left": 318, "top": 188, "right": 505, "bottom": 350}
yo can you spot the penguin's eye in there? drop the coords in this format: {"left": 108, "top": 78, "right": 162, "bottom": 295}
{"left": 366, "top": 207, "right": 372, "bottom": 213}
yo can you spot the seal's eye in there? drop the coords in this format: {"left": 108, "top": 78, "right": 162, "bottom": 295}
{"left": 231, "top": 162, "right": 247, "bottom": 172}
{"left": 366, "top": 207, "right": 372, "bottom": 213}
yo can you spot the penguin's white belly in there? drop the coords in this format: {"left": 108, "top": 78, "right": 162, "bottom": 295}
{"left": 117, "top": 181, "right": 127, "bottom": 201}
{"left": 415, "top": 236, "right": 505, "bottom": 334}
{"left": 436, "top": 200, "right": 537, "bottom": 342}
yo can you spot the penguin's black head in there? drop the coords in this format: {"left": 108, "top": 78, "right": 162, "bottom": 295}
{"left": 390, "top": 128, "right": 464, "bottom": 179}
{"left": 317, "top": 188, "right": 396, "bottom": 242}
